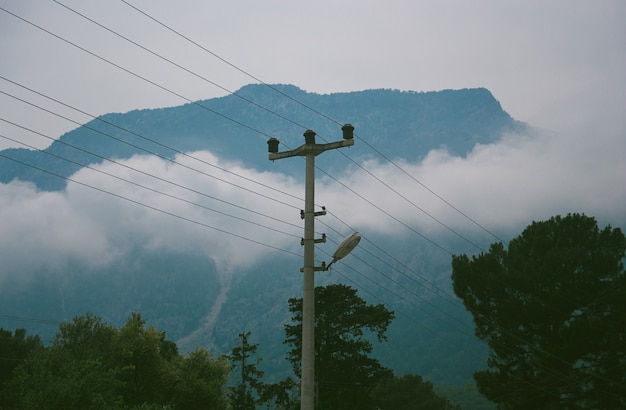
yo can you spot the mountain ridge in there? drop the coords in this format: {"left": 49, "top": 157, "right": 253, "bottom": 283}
{"left": 0, "top": 84, "right": 525, "bottom": 191}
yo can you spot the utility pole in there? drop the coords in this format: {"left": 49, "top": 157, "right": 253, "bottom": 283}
{"left": 267, "top": 124, "right": 355, "bottom": 410}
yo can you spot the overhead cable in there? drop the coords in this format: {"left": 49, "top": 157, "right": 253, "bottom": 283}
{"left": 117, "top": 0, "right": 506, "bottom": 245}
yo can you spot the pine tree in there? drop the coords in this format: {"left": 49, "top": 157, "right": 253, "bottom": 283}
{"left": 228, "top": 331, "right": 266, "bottom": 409}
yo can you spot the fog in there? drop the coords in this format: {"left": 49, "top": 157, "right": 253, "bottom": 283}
{"left": 2, "top": 123, "right": 623, "bottom": 282}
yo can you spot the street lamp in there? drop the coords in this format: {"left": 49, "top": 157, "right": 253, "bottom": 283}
{"left": 326, "top": 231, "right": 361, "bottom": 270}
{"left": 268, "top": 125, "right": 357, "bottom": 410}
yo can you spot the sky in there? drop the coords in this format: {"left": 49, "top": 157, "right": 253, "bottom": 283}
{"left": 0, "top": 0, "right": 625, "bottom": 279}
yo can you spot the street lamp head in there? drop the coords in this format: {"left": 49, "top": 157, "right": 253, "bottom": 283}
{"left": 333, "top": 231, "right": 361, "bottom": 260}
{"left": 342, "top": 124, "right": 355, "bottom": 140}
{"left": 326, "top": 232, "right": 361, "bottom": 269}
{"left": 267, "top": 137, "right": 280, "bottom": 153}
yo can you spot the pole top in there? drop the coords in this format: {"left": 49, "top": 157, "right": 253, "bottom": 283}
{"left": 342, "top": 124, "right": 355, "bottom": 139}
{"left": 267, "top": 137, "right": 280, "bottom": 153}
{"left": 304, "top": 129, "right": 316, "bottom": 144}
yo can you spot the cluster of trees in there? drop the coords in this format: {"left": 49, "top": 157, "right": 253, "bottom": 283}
{"left": 0, "top": 313, "right": 230, "bottom": 409}
{"left": 228, "top": 284, "right": 458, "bottom": 409}
{"left": 3, "top": 213, "right": 620, "bottom": 409}
{"left": 0, "top": 285, "right": 456, "bottom": 409}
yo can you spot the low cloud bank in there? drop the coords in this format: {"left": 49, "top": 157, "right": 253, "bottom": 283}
{"left": 321, "top": 127, "right": 625, "bottom": 239}
{"left": 1, "top": 127, "right": 624, "bottom": 282}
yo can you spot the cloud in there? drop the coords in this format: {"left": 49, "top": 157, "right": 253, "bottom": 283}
{"left": 1, "top": 124, "right": 624, "bottom": 283}
{"left": 0, "top": 150, "right": 305, "bottom": 281}
{"left": 0, "top": 180, "right": 113, "bottom": 277}
{"left": 319, "top": 127, "right": 626, "bottom": 241}
{"left": 68, "top": 151, "right": 307, "bottom": 267}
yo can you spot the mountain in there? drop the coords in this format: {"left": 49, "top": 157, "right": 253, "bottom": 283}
{"left": 0, "top": 84, "right": 524, "bottom": 190}
{"left": 0, "top": 85, "right": 526, "bottom": 407}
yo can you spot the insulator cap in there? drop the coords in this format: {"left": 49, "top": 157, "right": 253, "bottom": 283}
{"left": 267, "top": 137, "right": 280, "bottom": 153}
{"left": 304, "top": 129, "right": 316, "bottom": 144}
{"left": 342, "top": 124, "right": 355, "bottom": 139}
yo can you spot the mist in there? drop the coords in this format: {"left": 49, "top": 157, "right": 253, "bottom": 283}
{"left": 1, "top": 125, "right": 624, "bottom": 283}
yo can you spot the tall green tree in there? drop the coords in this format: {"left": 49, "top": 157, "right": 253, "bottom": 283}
{"left": 172, "top": 347, "right": 230, "bottom": 410}
{"left": 110, "top": 312, "right": 176, "bottom": 406}
{"left": 228, "top": 331, "right": 266, "bottom": 410}
{"left": 452, "top": 214, "right": 626, "bottom": 409}
{"left": 284, "top": 284, "right": 395, "bottom": 410}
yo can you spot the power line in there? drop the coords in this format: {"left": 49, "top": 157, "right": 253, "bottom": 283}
{"left": 315, "top": 166, "right": 454, "bottom": 255}
{"left": 52, "top": 0, "right": 308, "bottom": 133}
{"left": 0, "top": 6, "right": 270, "bottom": 139}
{"left": 354, "top": 137, "right": 507, "bottom": 244}
{"left": 1, "top": 67, "right": 470, "bottom": 273}
{"left": 0, "top": 56, "right": 588, "bottom": 390}
{"left": 0, "top": 315, "right": 59, "bottom": 326}
{"left": 318, "top": 216, "right": 464, "bottom": 310}
{"left": 0, "top": 87, "right": 478, "bottom": 362}
{"left": 37, "top": 4, "right": 523, "bottom": 359}
{"left": 2, "top": 4, "right": 504, "bottom": 264}
{"left": 317, "top": 222, "right": 623, "bottom": 397}
{"left": 3, "top": 6, "right": 617, "bottom": 397}
{"left": 116, "top": 0, "right": 506, "bottom": 245}
{"left": 0, "top": 73, "right": 472, "bottom": 328}
{"left": 0, "top": 110, "right": 488, "bottom": 382}
{"left": 0, "top": 85, "right": 302, "bottom": 212}
{"left": 0, "top": 44, "right": 599, "bottom": 395}
{"left": 1, "top": 73, "right": 474, "bottom": 320}
{"left": 0, "top": 151, "right": 302, "bottom": 258}
{"left": 0, "top": 78, "right": 304, "bottom": 208}
{"left": 0, "top": 130, "right": 301, "bottom": 240}
{"left": 316, "top": 253, "right": 607, "bottom": 402}
{"left": 0, "top": 6, "right": 482, "bottom": 265}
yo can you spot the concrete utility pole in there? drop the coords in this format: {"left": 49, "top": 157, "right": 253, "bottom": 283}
{"left": 267, "top": 125, "right": 355, "bottom": 410}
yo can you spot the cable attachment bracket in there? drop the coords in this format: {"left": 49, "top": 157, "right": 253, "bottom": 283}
{"left": 300, "top": 261, "right": 328, "bottom": 273}
{"left": 301, "top": 233, "right": 327, "bottom": 246}
{"left": 314, "top": 206, "right": 327, "bottom": 217}
{"left": 301, "top": 206, "right": 326, "bottom": 220}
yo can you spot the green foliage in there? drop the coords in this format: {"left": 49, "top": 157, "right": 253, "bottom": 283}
{"left": 452, "top": 213, "right": 626, "bottom": 409}
{"left": 284, "top": 284, "right": 395, "bottom": 409}
{"left": 227, "top": 331, "right": 299, "bottom": 409}
{"left": 172, "top": 348, "right": 230, "bottom": 410}
{"left": 260, "top": 377, "right": 298, "bottom": 409}
{"left": 372, "top": 374, "right": 461, "bottom": 410}
{"left": 0, "top": 328, "right": 43, "bottom": 405}
{"left": 9, "top": 314, "right": 124, "bottom": 409}
{"left": 6, "top": 312, "right": 229, "bottom": 409}
{"left": 2, "top": 308, "right": 460, "bottom": 410}
{"left": 435, "top": 384, "right": 495, "bottom": 410}
{"left": 228, "top": 331, "right": 266, "bottom": 409}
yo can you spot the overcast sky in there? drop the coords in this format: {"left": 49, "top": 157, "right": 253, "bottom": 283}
{"left": 1, "top": 0, "right": 624, "bottom": 145}
{"left": 1, "top": 0, "right": 625, "bottom": 280}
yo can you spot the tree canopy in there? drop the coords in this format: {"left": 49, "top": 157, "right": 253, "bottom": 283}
{"left": 372, "top": 374, "right": 461, "bottom": 410}
{"left": 452, "top": 213, "right": 626, "bottom": 408}
{"left": 6, "top": 313, "right": 229, "bottom": 409}
{"left": 284, "top": 283, "right": 395, "bottom": 409}
{"left": 0, "top": 327, "right": 42, "bottom": 404}
{"left": 1, "top": 293, "right": 461, "bottom": 409}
